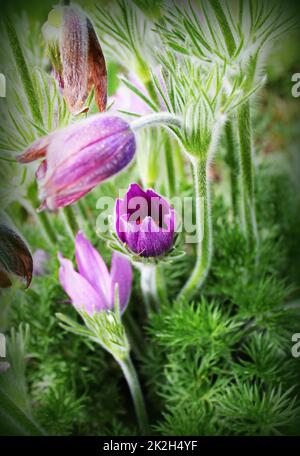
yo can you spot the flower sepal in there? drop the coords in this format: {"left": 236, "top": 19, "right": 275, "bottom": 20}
{"left": 56, "top": 285, "right": 130, "bottom": 361}
{"left": 97, "top": 217, "right": 185, "bottom": 266}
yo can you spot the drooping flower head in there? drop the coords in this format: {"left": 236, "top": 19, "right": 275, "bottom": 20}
{"left": 58, "top": 232, "right": 132, "bottom": 315}
{"left": 18, "top": 114, "right": 136, "bottom": 211}
{"left": 42, "top": 5, "right": 107, "bottom": 114}
{"left": 115, "top": 183, "right": 175, "bottom": 258}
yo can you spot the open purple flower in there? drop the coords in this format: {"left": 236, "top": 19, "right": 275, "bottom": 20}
{"left": 58, "top": 232, "right": 132, "bottom": 315}
{"left": 115, "top": 184, "right": 175, "bottom": 258}
{"left": 18, "top": 114, "right": 136, "bottom": 211}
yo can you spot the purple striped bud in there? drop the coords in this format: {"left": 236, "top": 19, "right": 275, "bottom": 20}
{"left": 115, "top": 184, "right": 175, "bottom": 258}
{"left": 18, "top": 114, "right": 136, "bottom": 211}
{"left": 43, "top": 5, "right": 107, "bottom": 114}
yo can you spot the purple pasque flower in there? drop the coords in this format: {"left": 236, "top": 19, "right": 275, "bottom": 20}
{"left": 113, "top": 72, "right": 151, "bottom": 116}
{"left": 115, "top": 183, "right": 175, "bottom": 258}
{"left": 18, "top": 114, "right": 136, "bottom": 211}
{"left": 58, "top": 231, "right": 132, "bottom": 315}
{"left": 43, "top": 5, "right": 107, "bottom": 114}
{"left": 112, "top": 66, "right": 168, "bottom": 115}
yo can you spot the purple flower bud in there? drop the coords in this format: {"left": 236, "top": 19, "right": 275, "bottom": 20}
{"left": 18, "top": 114, "right": 136, "bottom": 211}
{"left": 58, "top": 232, "right": 132, "bottom": 315}
{"left": 43, "top": 5, "right": 107, "bottom": 114}
{"left": 115, "top": 183, "right": 175, "bottom": 258}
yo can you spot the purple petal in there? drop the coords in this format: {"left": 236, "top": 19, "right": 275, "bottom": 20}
{"left": 126, "top": 183, "right": 148, "bottom": 202}
{"left": 136, "top": 216, "right": 174, "bottom": 257}
{"left": 46, "top": 114, "right": 131, "bottom": 174}
{"left": 75, "top": 232, "right": 110, "bottom": 305}
{"left": 33, "top": 114, "right": 135, "bottom": 210}
{"left": 41, "top": 188, "right": 92, "bottom": 211}
{"left": 58, "top": 252, "right": 106, "bottom": 314}
{"left": 115, "top": 199, "right": 126, "bottom": 242}
{"left": 110, "top": 252, "right": 132, "bottom": 312}
{"left": 116, "top": 184, "right": 148, "bottom": 222}
{"left": 146, "top": 188, "right": 172, "bottom": 228}
{"left": 120, "top": 216, "right": 140, "bottom": 253}
{"left": 47, "top": 130, "right": 135, "bottom": 192}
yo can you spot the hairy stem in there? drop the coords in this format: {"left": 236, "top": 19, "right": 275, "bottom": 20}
{"left": 77, "top": 199, "right": 94, "bottom": 232}
{"left": 62, "top": 206, "right": 79, "bottom": 238}
{"left": 5, "top": 17, "right": 43, "bottom": 126}
{"left": 131, "top": 112, "right": 182, "bottom": 131}
{"left": 177, "top": 158, "right": 212, "bottom": 302}
{"left": 164, "top": 135, "right": 176, "bottom": 197}
{"left": 22, "top": 196, "right": 57, "bottom": 246}
{"left": 140, "top": 264, "right": 160, "bottom": 313}
{"left": 118, "top": 356, "right": 149, "bottom": 435}
{"left": 145, "top": 77, "right": 177, "bottom": 198}
{"left": 237, "top": 101, "right": 258, "bottom": 248}
{"left": 225, "top": 118, "right": 240, "bottom": 218}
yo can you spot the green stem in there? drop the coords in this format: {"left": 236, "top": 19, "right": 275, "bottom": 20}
{"left": 22, "top": 197, "right": 57, "bottom": 246}
{"left": 164, "top": 135, "right": 176, "bottom": 197}
{"left": 5, "top": 16, "right": 43, "bottom": 126}
{"left": 118, "top": 356, "right": 149, "bottom": 435}
{"left": 37, "top": 211, "right": 58, "bottom": 245}
{"left": 62, "top": 206, "right": 79, "bottom": 238}
{"left": 77, "top": 199, "right": 94, "bottom": 232}
{"left": 237, "top": 101, "right": 258, "bottom": 248}
{"left": 140, "top": 264, "right": 160, "bottom": 313}
{"left": 225, "top": 118, "right": 240, "bottom": 218}
{"left": 131, "top": 112, "right": 182, "bottom": 131}
{"left": 155, "top": 264, "right": 168, "bottom": 307}
{"left": 123, "top": 313, "right": 144, "bottom": 360}
{"left": 177, "top": 158, "right": 212, "bottom": 302}
{"left": 146, "top": 78, "right": 177, "bottom": 199}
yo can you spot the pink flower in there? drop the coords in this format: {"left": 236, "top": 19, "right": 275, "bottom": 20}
{"left": 113, "top": 72, "right": 151, "bottom": 115}
{"left": 58, "top": 232, "right": 132, "bottom": 315}
{"left": 112, "top": 66, "right": 168, "bottom": 115}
